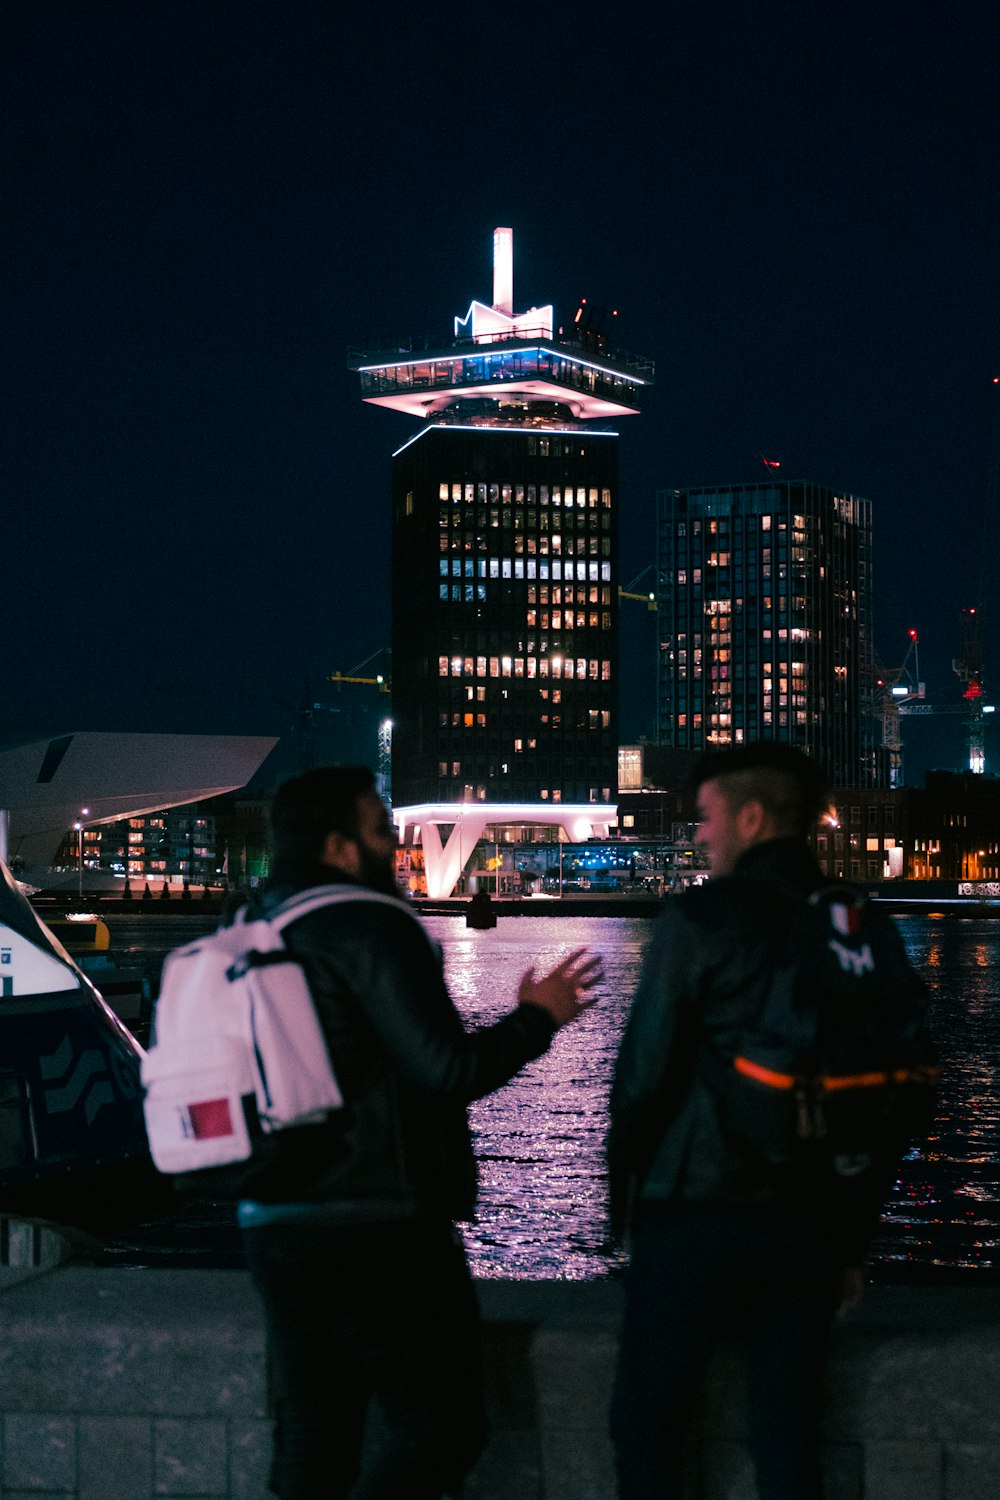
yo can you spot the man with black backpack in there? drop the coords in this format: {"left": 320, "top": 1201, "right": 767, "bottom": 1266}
{"left": 607, "top": 743, "right": 937, "bottom": 1500}
{"left": 235, "top": 766, "right": 601, "bottom": 1500}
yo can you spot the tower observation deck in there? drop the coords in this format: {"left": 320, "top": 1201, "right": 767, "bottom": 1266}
{"left": 350, "top": 227, "right": 653, "bottom": 425}
{"left": 353, "top": 229, "right": 652, "bottom": 844}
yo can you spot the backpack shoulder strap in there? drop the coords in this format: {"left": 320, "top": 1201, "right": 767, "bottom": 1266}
{"left": 266, "top": 884, "right": 426, "bottom": 935}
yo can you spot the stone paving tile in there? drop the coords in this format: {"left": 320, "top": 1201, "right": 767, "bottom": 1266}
{"left": 153, "top": 1417, "right": 227, "bottom": 1496}
{"left": 228, "top": 1417, "right": 274, "bottom": 1500}
{"left": 3, "top": 1413, "right": 77, "bottom": 1492}
{"left": 80, "top": 1415, "right": 152, "bottom": 1500}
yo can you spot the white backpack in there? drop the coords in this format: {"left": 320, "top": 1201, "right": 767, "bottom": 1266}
{"left": 141, "top": 884, "right": 403, "bottom": 1176}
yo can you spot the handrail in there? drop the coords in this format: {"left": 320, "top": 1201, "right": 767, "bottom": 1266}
{"left": 349, "top": 330, "right": 655, "bottom": 382}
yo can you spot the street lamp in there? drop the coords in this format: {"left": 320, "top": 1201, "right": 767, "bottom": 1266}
{"left": 74, "top": 807, "right": 89, "bottom": 898}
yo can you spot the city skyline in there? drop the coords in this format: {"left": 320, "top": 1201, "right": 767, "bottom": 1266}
{"left": 5, "top": 4, "right": 1000, "bottom": 782}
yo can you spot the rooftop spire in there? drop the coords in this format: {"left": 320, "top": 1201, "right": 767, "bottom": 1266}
{"left": 492, "top": 227, "right": 513, "bottom": 316}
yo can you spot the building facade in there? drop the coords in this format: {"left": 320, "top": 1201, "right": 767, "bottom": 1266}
{"left": 355, "top": 228, "right": 652, "bottom": 807}
{"left": 808, "top": 774, "right": 1000, "bottom": 882}
{"left": 51, "top": 804, "right": 219, "bottom": 888}
{"left": 392, "top": 426, "right": 618, "bottom": 805}
{"left": 656, "top": 480, "right": 880, "bottom": 788}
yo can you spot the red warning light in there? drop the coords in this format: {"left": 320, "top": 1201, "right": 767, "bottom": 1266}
{"left": 965, "top": 681, "right": 983, "bottom": 700}
{"left": 762, "top": 457, "right": 781, "bottom": 469}
{"left": 909, "top": 628, "right": 918, "bottom": 641}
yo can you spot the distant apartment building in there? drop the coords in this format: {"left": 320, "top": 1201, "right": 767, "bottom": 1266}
{"left": 814, "top": 773, "right": 1000, "bottom": 882}
{"left": 815, "top": 788, "right": 904, "bottom": 882}
{"left": 55, "top": 805, "right": 219, "bottom": 886}
{"left": 656, "top": 480, "right": 880, "bottom": 788}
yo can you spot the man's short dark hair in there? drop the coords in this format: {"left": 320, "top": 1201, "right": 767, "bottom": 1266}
{"left": 270, "top": 766, "right": 376, "bottom": 865}
{"left": 689, "top": 743, "right": 830, "bottom": 839}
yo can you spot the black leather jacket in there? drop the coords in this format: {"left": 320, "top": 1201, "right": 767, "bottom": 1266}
{"left": 607, "top": 839, "right": 902, "bottom": 1261}
{"left": 249, "top": 865, "right": 556, "bottom": 1224}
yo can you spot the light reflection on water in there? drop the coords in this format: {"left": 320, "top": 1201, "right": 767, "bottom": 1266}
{"left": 870, "top": 915, "right": 1000, "bottom": 1278}
{"left": 428, "top": 912, "right": 1000, "bottom": 1282}
{"left": 425, "top": 916, "right": 642, "bottom": 1281}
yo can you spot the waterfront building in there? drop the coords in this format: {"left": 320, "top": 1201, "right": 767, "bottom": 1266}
{"left": 0, "top": 730, "right": 277, "bottom": 890}
{"left": 815, "top": 786, "right": 904, "bottom": 882}
{"left": 656, "top": 480, "right": 880, "bottom": 788}
{"left": 53, "top": 804, "right": 220, "bottom": 888}
{"left": 354, "top": 228, "right": 653, "bottom": 809}
{"left": 818, "top": 772, "right": 1000, "bottom": 884}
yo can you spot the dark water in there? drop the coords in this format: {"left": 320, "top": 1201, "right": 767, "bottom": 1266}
{"left": 867, "top": 915, "right": 1000, "bottom": 1279}
{"left": 94, "top": 911, "right": 999, "bottom": 1281}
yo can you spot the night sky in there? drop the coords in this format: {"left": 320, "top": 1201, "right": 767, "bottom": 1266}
{"left": 5, "top": 1, "right": 1000, "bottom": 781}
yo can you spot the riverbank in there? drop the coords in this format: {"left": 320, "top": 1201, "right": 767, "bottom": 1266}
{"left": 0, "top": 1261, "right": 995, "bottom": 1499}
{"left": 27, "top": 887, "right": 1000, "bottom": 920}
{"left": 421, "top": 893, "right": 1000, "bottom": 918}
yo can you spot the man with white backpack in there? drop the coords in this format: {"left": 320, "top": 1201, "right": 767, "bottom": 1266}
{"left": 227, "top": 766, "right": 600, "bottom": 1499}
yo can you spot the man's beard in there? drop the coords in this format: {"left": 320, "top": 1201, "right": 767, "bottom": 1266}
{"left": 354, "top": 846, "right": 402, "bottom": 898}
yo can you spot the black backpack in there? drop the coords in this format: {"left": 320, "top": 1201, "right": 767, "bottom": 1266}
{"left": 706, "top": 884, "right": 940, "bottom": 1181}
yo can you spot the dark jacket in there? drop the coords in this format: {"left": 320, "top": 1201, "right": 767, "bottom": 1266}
{"left": 247, "top": 864, "right": 556, "bottom": 1224}
{"left": 607, "top": 838, "right": 904, "bottom": 1262}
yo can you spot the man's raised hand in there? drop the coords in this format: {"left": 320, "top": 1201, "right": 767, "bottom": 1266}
{"left": 517, "top": 947, "right": 604, "bottom": 1028}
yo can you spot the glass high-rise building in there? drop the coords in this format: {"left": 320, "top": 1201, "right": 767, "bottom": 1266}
{"left": 354, "top": 229, "right": 652, "bottom": 807}
{"left": 656, "top": 480, "right": 880, "bottom": 788}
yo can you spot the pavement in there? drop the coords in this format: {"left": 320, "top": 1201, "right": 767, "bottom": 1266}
{"left": 0, "top": 1236, "right": 998, "bottom": 1499}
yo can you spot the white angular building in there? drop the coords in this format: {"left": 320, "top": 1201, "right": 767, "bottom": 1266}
{"left": 0, "top": 730, "right": 278, "bottom": 887}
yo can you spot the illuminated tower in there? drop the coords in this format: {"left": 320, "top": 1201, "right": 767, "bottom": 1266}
{"left": 354, "top": 230, "right": 652, "bottom": 807}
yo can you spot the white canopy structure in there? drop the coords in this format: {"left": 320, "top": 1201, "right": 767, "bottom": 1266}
{"left": 0, "top": 731, "right": 277, "bottom": 883}
{"left": 393, "top": 801, "right": 618, "bottom": 899}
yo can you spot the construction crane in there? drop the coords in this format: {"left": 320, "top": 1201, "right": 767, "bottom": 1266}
{"left": 309, "top": 650, "right": 393, "bottom": 789}
{"left": 946, "top": 376, "right": 1000, "bottom": 772}
{"left": 952, "top": 606, "right": 989, "bottom": 774}
{"left": 329, "top": 672, "right": 390, "bottom": 691}
{"left": 328, "top": 646, "right": 392, "bottom": 694}
{"left": 618, "top": 564, "right": 658, "bottom": 611}
{"left": 889, "top": 622, "right": 996, "bottom": 775}
{"left": 618, "top": 588, "right": 658, "bottom": 611}
{"left": 888, "top": 379, "right": 1000, "bottom": 777}
{"left": 875, "top": 629, "right": 924, "bottom": 787}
